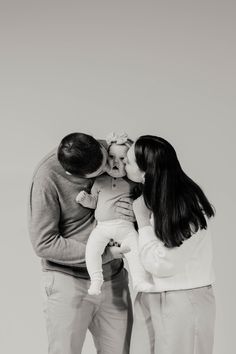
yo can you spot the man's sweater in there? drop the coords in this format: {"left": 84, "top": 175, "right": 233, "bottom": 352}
{"left": 28, "top": 148, "right": 123, "bottom": 279}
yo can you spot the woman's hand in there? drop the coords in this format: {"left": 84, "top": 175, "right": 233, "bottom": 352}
{"left": 115, "top": 197, "right": 136, "bottom": 222}
{"left": 133, "top": 195, "right": 152, "bottom": 229}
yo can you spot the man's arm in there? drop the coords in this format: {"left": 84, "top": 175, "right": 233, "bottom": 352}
{"left": 28, "top": 178, "right": 87, "bottom": 265}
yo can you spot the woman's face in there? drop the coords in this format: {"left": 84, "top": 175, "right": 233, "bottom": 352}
{"left": 124, "top": 143, "right": 145, "bottom": 183}
{"left": 107, "top": 143, "right": 128, "bottom": 178}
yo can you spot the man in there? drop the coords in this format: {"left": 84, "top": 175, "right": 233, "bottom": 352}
{"left": 28, "top": 132, "right": 134, "bottom": 354}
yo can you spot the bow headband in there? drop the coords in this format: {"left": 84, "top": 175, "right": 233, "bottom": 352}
{"left": 106, "top": 132, "right": 131, "bottom": 147}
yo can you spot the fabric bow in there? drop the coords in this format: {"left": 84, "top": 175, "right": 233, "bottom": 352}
{"left": 106, "top": 132, "right": 129, "bottom": 146}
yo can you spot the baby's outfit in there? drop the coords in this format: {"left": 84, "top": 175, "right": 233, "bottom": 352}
{"left": 82, "top": 175, "right": 152, "bottom": 295}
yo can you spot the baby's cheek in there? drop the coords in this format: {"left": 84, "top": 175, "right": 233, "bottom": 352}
{"left": 119, "top": 160, "right": 125, "bottom": 168}
{"left": 119, "top": 163, "right": 126, "bottom": 173}
{"left": 108, "top": 159, "right": 113, "bottom": 167}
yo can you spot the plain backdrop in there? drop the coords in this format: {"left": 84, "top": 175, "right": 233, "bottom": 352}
{"left": 0, "top": 1, "right": 235, "bottom": 353}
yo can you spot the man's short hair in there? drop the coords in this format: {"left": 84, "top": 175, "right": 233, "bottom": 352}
{"left": 57, "top": 133, "right": 103, "bottom": 176}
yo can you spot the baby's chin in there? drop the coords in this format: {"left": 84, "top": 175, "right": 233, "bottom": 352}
{"left": 108, "top": 169, "right": 126, "bottom": 178}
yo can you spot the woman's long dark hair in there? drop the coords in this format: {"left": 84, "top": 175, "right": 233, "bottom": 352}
{"left": 135, "top": 135, "right": 215, "bottom": 248}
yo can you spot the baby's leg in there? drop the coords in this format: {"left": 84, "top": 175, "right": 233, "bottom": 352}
{"left": 122, "top": 230, "right": 153, "bottom": 292}
{"left": 86, "top": 226, "right": 110, "bottom": 295}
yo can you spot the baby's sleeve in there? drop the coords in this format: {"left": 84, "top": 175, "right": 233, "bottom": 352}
{"left": 85, "top": 180, "right": 100, "bottom": 209}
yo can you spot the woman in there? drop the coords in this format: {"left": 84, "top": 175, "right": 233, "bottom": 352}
{"left": 124, "top": 135, "right": 216, "bottom": 354}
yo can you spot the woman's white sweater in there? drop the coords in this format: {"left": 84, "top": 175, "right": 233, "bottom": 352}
{"left": 138, "top": 219, "right": 215, "bottom": 292}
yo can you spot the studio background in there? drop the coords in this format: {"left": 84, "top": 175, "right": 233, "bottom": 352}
{"left": 1, "top": 1, "right": 235, "bottom": 353}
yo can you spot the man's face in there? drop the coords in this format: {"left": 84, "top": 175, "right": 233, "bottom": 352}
{"left": 83, "top": 144, "right": 110, "bottom": 178}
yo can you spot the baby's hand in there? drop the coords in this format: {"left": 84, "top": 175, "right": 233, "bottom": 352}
{"left": 76, "top": 190, "right": 97, "bottom": 209}
{"left": 76, "top": 191, "right": 88, "bottom": 204}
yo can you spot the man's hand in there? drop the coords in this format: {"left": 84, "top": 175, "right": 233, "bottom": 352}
{"left": 115, "top": 197, "right": 136, "bottom": 222}
{"left": 103, "top": 239, "right": 131, "bottom": 262}
{"left": 109, "top": 245, "right": 131, "bottom": 259}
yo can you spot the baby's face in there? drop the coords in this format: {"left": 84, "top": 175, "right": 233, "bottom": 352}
{"left": 107, "top": 144, "right": 129, "bottom": 178}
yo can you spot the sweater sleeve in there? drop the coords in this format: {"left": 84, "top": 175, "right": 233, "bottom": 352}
{"left": 138, "top": 226, "right": 199, "bottom": 277}
{"left": 28, "top": 178, "right": 87, "bottom": 265}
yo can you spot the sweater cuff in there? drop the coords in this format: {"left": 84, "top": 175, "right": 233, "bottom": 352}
{"left": 138, "top": 225, "right": 158, "bottom": 249}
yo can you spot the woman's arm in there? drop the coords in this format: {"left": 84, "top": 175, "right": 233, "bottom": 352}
{"left": 138, "top": 225, "right": 200, "bottom": 277}
{"left": 133, "top": 196, "right": 201, "bottom": 277}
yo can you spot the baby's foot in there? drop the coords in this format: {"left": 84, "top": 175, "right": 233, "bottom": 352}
{"left": 88, "top": 280, "right": 104, "bottom": 296}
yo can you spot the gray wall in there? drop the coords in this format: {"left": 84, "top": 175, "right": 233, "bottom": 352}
{"left": 1, "top": 1, "right": 235, "bottom": 353}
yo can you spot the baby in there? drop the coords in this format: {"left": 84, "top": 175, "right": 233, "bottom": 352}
{"left": 76, "top": 132, "right": 152, "bottom": 295}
